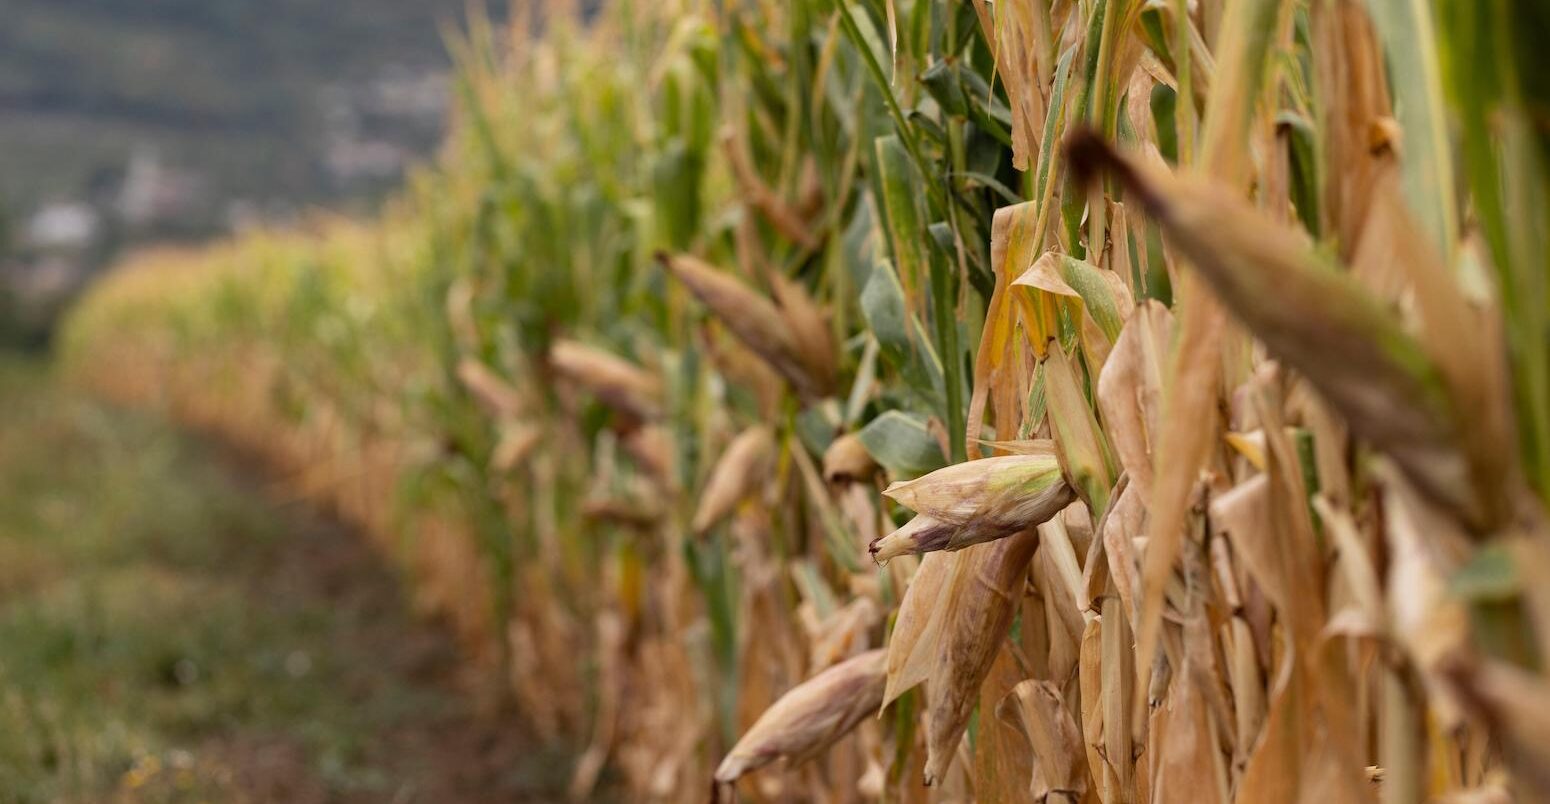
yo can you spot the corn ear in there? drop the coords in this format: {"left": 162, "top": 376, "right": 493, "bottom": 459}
{"left": 549, "top": 339, "right": 663, "bottom": 423}
{"left": 692, "top": 425, "right": 776, "bottom": 535}
{"left": 823, "top": 433, "right": 879, "bottom": 484}
{"left": 456, "top": 358, "right": 526, "bottom": 420}
{"left": 660, "top": 253, "right": 834, "bottom": 401}
{"left": 714, "top": 648, "right": 886, "bottom": 785}
{"left": 872, "top": 452, "right": 1074, "bottom": 561}
{"left": 922, "top": 530, "right": 1040, "bottom": 786}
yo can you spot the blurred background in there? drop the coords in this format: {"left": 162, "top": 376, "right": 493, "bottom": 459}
{"left": 0, "top": 0, "right": 482, "bottom": 346}
{"left": 0, "top": 4, "right": 599, "bottom": 801}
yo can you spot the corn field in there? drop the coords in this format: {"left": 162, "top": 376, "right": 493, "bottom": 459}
{"left": 60, "top": 0, "right": 1550, "bottom": 801}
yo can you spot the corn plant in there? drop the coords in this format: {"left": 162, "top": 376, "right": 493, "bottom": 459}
{"left": 62, "top": 0, "right": 1550, "bottom": 801}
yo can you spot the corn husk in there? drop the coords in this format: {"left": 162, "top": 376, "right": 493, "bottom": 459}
{"left": 692, "top": 425, "right": 776, "bottom": 534}
{"left": 549, "top": 339, "right": 663, "bottom": 422}
{"left": 824, "top": 432, "right": 879, "bottom": 484}
{"left": 456, "top": 358, "right": 526, "bottom": 420}
{"left": 1096, "top": 301, "right": 1173, "bottom": 497}
{"left": 660, "top": 253, "right": 835, "bottom": 401}
{"left": 923, "top": 530, "right": 1041, "bottom": 786}
{"left": 883, "top": 551, "right": 951, "bottom": 709}
{"left": 872, "top": 450, "right": 1074, "bottom": 562}
{"left": 489, "top": 421, "right": 542, "bottom": 474}
{"left": 714, "top": 648, "right": 886, "bottom": 784}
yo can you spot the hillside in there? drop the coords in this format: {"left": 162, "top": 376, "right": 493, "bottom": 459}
{"left": 0, "top": 0, "right": 496, "bottom": 343}
{"left": 0, "top": 0, "right": 487, "bottom": 234}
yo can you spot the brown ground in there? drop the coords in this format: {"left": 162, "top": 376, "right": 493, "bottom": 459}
{"left": 178, "top": 450, "right": 584, "bottom": 804}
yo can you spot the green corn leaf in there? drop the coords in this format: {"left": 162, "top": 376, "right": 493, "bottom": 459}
{"left": 857, "top": 409, "right": 948, "bottom": 479}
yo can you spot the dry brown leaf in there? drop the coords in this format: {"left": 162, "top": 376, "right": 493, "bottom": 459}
{"left": 998, "top": 678, "right": 1088, "bottom": 803}
{"left": 1096, "top": 301, "right": 1174, "bottom": 497}
{"left": 1067, "top": 136, "right": 1480, "bottom": 532}
{"left": 883, "top": 550, "right": 951, "bottom": 708}
{"left": 1152, "top": 661, "right": 1228, "bottom": 804}
{"left": 1098, "top": 479, "right": 1146, "bottom": 623}
{"left": 975, "top": 647, "right": 1039, "bottom": 804}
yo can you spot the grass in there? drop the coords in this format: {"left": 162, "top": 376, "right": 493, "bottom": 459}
{"left": 0, "top": 356, "right": 569, "bottom": 803}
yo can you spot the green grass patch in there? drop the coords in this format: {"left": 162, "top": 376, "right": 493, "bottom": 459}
{"left": 0, "top": 357, "right": 478, "bottom": 802}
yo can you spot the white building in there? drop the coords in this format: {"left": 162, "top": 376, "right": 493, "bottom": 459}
{"left": 25, "top": 202, "right": 99, "bottom": 251}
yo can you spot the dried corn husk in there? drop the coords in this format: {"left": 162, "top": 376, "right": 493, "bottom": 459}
{"left": 692, "top": 425, "right": 776, "bottom": 534}
{"left": 490, "top": 421, "right": 542, "bottom": 474}
{"left": 549, "top": 339, "right": 663, "bottom": 422}
{"left": 824, "top": 432, "right": 879, "bottom": 484}
{"left": 883, "top": 551, "right": 951, "bottom": 709}
{"left": 456, "top": 357, "right": 526, "bottom": 420}
{"left": 872, "top": 450, "right": 1073, "bottom": 561}
{"left": 660, "top": 253, "right": 834, "bottom": 401}
{"left": 922, "top": 530, "right": 1041, "bottom": 785}
{"left": 715, "top": 648, "right": 886, "bottom": 784}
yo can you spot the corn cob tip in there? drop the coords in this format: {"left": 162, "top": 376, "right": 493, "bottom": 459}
{"left": 1062, "top": 128, "right": 1112, "bottom": 187}
{"left": 869, "top": 515, "right": 953, "bottom": 564}
{"left": 1063, "top": 130, "right": 1163, "bottom": 218}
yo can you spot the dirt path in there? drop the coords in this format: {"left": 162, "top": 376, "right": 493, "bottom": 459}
{"left": 189, "top": 458, "right": 577, "bottom": 804}
{"left": 0, "top": 359, "right": 580, "bottom": 802}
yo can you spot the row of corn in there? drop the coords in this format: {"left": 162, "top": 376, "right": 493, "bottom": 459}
{"left": 61, "top": 0, "right": 1550, "bottom": 801}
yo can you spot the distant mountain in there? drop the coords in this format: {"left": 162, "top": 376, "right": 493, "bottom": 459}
{"left": 0, "top": 0, "right": 493, "bottom": 235}
{"left": 0, "top": 0, "right": 497, "bottom": 345}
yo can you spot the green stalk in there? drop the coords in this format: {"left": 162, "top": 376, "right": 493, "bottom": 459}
{"left": 1173, "top": 0, "right": 1195, "bottom": 164}
{"left": 933, "top": 240, "right": 967, "bottom": 464}
{"left": 1364, "top": 0, "right": 1459, "bottom": 258}
{"left": 835, "top": 1, "right": 945, "bottom": 214}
